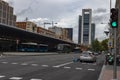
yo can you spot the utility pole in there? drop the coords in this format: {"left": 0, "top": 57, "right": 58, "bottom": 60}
{"left": 109, "top": 0, "right": 118, "bottom": 79}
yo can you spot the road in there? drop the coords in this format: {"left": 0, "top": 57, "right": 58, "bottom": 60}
{"left": 0, "top": 53, "right": 105, "bottom": 80}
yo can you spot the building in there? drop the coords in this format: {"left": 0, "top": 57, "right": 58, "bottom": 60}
{"left": 48, "top": 26, "right": 68, "bottom": 40}
{"left": 78, "top": 9, "right": 93, "bottom": 46}
{"left": 64, "top": 28, "right": 73, "bottom": 41}
{"left": 16, "top": 21, "right": 37, "bottom": 33}
{"left": 37, "top": 27, "right": 56, "bottom": 38}
{"left": 91, "top": 23, "right": 95, "bottom": 42}
{"left": 78, "top": 15, "right": 82, "bottom": 44}
{"left": 116, "top": 0, "right": 120, "bottom": 54}
{"left": 0, "top": 0, "right": 16, "bottom": 26}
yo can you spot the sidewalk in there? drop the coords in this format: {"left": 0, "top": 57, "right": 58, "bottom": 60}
{"left": 99, "top": 65, "right": 120, "bottom": 80}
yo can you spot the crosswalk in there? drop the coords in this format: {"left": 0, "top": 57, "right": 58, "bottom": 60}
{"left": 0, "top": 61, "right": 97, "bottom": 80}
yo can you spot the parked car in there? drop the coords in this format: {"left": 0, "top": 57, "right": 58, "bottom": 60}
{"left": 79, "top": 51, "right": 96, "bottom": 62}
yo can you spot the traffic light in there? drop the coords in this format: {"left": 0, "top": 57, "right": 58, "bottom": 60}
{"left": 110, "top": 8, "right": 118, "bottom": 28}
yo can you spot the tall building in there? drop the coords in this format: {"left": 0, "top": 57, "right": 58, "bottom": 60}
{"left": 78, "top": 9, "right": 93, "bottom": 46}
{"left": 91, "top": 23, "right": 95, "bottom": 42}
{"left": 64, "top": 28, "right": 73, "bottom": 41}
{"left": 0, "top": 0, "right": 16, "bottom": 26}
{"left": 78, "top": 15, "right": 82, "bottom": 44}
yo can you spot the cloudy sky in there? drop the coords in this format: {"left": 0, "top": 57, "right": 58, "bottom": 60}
{"left": 4, "top": 0, "right": 116, "bottom": 43}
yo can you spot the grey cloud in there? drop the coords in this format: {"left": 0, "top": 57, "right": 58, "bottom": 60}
{"left": 16, "top": 6, "right": 32, "bottom": 16}
{"left": 92, "top": 13, "right": 109, "bottom": 23}
{"left": 93, "top": 8, "right": 107, "bottom": 14}
{"left": 16, "top": 0, "right": 39, "bottom": 16}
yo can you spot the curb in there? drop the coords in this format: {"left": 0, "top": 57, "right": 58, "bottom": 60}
{"left": 2, "top": 52, "right": 58, "bottom": 56}
{"left": 98, "top": 65, "right": 106, "bottom": 80}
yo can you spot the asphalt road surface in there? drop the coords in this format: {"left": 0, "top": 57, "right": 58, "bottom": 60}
{"left": 0, "top": 53, "right": 105, "bottom": 80}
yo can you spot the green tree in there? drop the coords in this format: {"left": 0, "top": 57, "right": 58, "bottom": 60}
{"left": 91, "top": 38, "right": 102, "bottom": 52}
{"left": 101, "top": 39, "right": 108, "bottom": 51}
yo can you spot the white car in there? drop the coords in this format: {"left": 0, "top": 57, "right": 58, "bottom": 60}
{"left": 80, "top": 51, "right": 96, "bottom": 62}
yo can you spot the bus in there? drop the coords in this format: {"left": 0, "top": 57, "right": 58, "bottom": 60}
{"left": 17, "top": 43, "right": 48, "bottom": 52}
{"left": 57, "top": 44, "right": 72, "bottom": 53}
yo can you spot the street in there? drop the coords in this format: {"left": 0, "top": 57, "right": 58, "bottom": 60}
{"left": 0, "top": 53, "right": 104, "bottom": 80}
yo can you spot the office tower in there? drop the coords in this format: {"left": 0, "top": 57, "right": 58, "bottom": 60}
{"left": 78, "top": 9, "right": 92, "bottom": 46}
{"left": 91, "top": 23, "right": 95, "bottom": 42}
{"left": 78, "top": 15, "right": 82, "bottom": 44}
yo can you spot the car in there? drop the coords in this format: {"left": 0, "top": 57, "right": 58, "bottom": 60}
{"left": 93, "top": 52, "right": 99, "bottom": 56}
{"left": 79, "top": 51, "right": 96, "bottom": 62}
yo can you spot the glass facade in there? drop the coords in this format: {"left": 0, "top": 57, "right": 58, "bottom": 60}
{"left": 78, "top": 15, "right": 82, "bottom": 44}
{"left": 91, "top": 23, "right": 95, "bottom": 42}
{"left": 83, "top": 14, "right": 89, "bottom": 44}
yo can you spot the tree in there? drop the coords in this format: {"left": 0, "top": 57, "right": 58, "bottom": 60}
{"left": 101, "top": 39, "right": 108, "bottom": 51}
{"left": 91, "top": 38, "right": 102, "bottom": 52}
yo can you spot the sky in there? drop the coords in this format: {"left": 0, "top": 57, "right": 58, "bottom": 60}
{"left": 4, "top": 0, "right": 116, "bottom": 43}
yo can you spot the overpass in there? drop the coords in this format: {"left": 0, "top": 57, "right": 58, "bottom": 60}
{"left": 0, "top": 23, "right": 79, "bottom": 51}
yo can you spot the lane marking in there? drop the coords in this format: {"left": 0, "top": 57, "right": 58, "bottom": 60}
{"left": 0, "top": 75, "right": 5, "bottom": 78}
{"left": 75, "top": 67, "right": 82, "bottom": 70}
{"left": 54, "top": 62, "right": 73, "bottom": 67}
{"left": 88, "top": 69, "right": 95, "bottom": 71}
{"left": 30, "top": 79, "right": 42, "bottom": 80}
{"left": 31, "top": 64, "right": 38, "bottom": 66}
{"left": 52, "top": 66, "right": 60, "bottom": 68}
{"left": 63, "top": 66, "right": 71, "bottom": 69}
{"left": 41, "top": 65, "right": 49, "bottom": 67}
{"left": 21, "top": 63, "right": 28, "bottom": 65}
{"left": 2, "top": 62, "right": 8, "bottom": 64}
{"left": 9, "top": 77, "right": 23, "bottom": 80}
{"left": 11, "top": 63, "right": 18, "bottom": 65}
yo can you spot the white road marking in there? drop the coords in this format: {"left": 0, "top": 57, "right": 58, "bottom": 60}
{"left": 11, "top": 63, "right": 18, "bottom": 65}
{"left": 2, "top": 62, "right": 8, "bottom": 64}
{"left": 9, "top": 77, "right": 23, "bottom": 80}
{"left": 0, "top": 75, "right": 5, "bottom": 78}
{"left": 41, "top": 65, "right": 49, "bottom": 67}
{"left": 52, "top": 66, "right": 60, "bottom": 68}
{"left": 75, "top": 67, "right": 82, "bottom": 70}
{"left": 63, "top": 67, "right": 71, "bottom": 69}
{"left": 54, "top": 62, "right": 73, "bottom": 67}
{"left": 88, "top": 69, "right": 95, "bottom": 71}
{"left": 30, "top": 79, "right": 42, "bottom": 80}
{"left": 31, "top": 64, "right": 38, "bottom": 66}
{"left": 21, "top": 63, "right": 28, "bottom": 65}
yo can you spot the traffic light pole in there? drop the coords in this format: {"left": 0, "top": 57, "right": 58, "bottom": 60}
{"left": 113, "top": 28, "right": 117, "bottom": 80}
